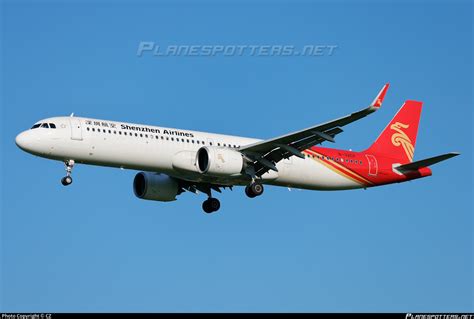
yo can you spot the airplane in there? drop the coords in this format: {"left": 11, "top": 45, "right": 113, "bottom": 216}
{"left": 15, "top": 84, "right": 459, "bottom": 213}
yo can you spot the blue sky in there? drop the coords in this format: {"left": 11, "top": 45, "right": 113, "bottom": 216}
{"left": 1, "top": 0, "right": 472, "bottom": 312}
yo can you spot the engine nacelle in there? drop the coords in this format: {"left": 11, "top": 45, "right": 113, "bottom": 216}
{"left": 133, "top": 172, "right": 179, "bottom": 202}
{"left": 196, "top": 146, "right": 244, "bottom": 176}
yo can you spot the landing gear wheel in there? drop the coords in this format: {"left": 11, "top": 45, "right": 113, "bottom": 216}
{"left": 245, "top": 182, "right": 264, "bottom": 198}
{"left": 250, "top": 183, "right": 264, "bottom": 196}
{"left": 245, "top": 186, "right": 256, "bottom": 198}
{"left": 61, "top": 176, "right": 73, "bottom": 186}
{"left": 202, "top": 198, "right": 220, "bottom": 213}
{"left": 209, "top": 198, "right": 220, "bottom": 211}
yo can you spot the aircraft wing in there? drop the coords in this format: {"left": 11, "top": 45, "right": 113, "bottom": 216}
{"left": 239, "top": 83, "right": 390, "bottom": 177}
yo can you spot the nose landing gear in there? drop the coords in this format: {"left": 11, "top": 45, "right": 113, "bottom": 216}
{"left": 61, "top": 160, "right": 75, "bottom": 186}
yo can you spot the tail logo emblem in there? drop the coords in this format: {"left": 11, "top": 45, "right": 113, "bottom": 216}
{"left": 390, "top": 122, "right": 414, "bottom": 162}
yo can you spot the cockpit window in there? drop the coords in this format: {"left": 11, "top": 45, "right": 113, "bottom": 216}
{"left": 31, "top": 122, "right": 57, "bottom": 129}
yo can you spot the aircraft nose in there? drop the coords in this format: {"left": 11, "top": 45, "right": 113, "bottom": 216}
{"left": 15, "top": 131, "right": 32, "bottom": 151}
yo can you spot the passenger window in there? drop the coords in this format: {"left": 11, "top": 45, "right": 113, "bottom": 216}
{"left": 92, "top": 128, "right": 96, "bottom": 132}
{"left": 218, "top": 143, "right": 221, "bottom": 146}
{"left": 135, "top": 133, "right": 138, "bottom": 137}
{"left": 87, "top": 127, "right": 90, "bottom": 131}
{"left": 171, "top": 138, "right": 174, "bottom": 141}
{"left": 108, "top": 130, "right": 111, "bottom": 133}
{"left": 140, "top": 134, "right": 143, "bottom": 137}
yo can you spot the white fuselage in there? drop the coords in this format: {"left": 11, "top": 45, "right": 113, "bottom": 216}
{"left": 15, "top": 116, "right": 362, "bottom": 190}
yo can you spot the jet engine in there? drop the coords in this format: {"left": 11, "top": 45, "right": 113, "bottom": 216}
{"left": 196, "top": 146, "right": 244, "bottom": 176}
{"left": 133, "top": 172, "right": 179, "bottom": 202}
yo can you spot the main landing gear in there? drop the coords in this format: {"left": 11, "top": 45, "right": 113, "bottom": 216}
{"left": 202, "top": 197, "right": 220, "bottom": 214}
{"left": 61, "top": 159, "right": 75, "bottom": 186}
{"left": 245, "top": 182, "right": 264, "bottom": 198}
{"left": 201, "top": 182, "right": 263, "bottom": 213}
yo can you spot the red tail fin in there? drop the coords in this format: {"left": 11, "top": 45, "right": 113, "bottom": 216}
{"left": 366, "top": 100, "right": 422, "bottom": 163}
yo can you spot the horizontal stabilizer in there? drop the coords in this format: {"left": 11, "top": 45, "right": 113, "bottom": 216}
{"left": 396, "top": 152, "right": 460, "bottom": 174}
